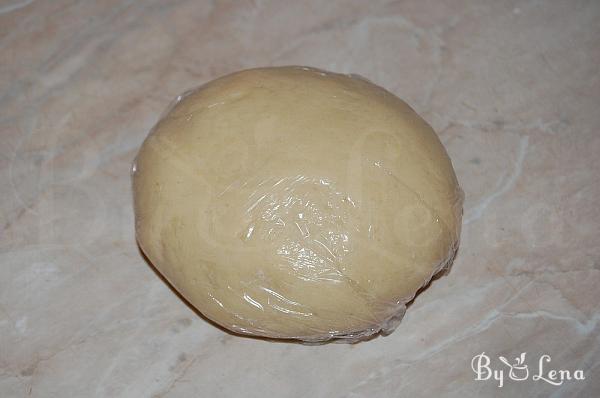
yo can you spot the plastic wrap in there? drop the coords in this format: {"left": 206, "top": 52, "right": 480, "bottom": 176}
{"left": 132, "top": 66, "right": 463, "bottom": 343}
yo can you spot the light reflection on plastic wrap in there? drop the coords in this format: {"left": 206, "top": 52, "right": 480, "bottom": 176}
{"left": 241, "top": 175, "right": 358, "bottom": 286}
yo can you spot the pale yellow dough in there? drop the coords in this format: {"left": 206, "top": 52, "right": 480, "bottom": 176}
{"left": 133, "top": 66, "right": 463, "bottom": 341}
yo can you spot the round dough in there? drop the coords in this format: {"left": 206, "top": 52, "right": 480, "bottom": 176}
{"left": 133, "top": 66, "right": 463, "bottom": 342}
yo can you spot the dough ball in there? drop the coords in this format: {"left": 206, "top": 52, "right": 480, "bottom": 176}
{"left": 132, "top": 66, "right": 463, "bottom": 342}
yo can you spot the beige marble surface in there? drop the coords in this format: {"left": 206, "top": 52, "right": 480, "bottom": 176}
{"left": 1, "top": 0, "right": 599, "bottom": 397}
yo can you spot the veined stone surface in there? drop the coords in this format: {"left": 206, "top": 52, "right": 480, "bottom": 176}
{"left": 1, "top": 1, "right": 599, "bottom": 397}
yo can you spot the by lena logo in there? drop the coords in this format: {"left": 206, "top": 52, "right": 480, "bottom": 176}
{"left": 471, "top": 352, "right": 585, "bottom": 388}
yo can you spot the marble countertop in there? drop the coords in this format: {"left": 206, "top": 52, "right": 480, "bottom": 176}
{"left": 1, "top": 1, "right": 599, "bottom": 397}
